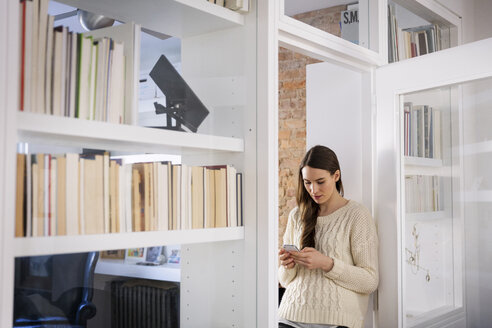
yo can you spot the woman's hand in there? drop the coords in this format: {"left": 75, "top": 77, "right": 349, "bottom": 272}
{"left": 290, "top": 247, "right": 334, "bottom": 272}
{"left": 279, "top": 248, "right": 296, "bottom": 269}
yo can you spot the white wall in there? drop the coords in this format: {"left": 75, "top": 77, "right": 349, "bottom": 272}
{"left": 306, "top": 61, "right": 375, "bottom": 328}
{"left": 306, "top": 62, "right": 363, "bottom": 203}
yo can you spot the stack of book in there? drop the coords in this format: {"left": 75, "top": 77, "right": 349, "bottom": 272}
{"left": 19, "top": 0, "right": 126, "bottom": 123}
{"left": 388, "top": 4, "right": 450, "bottom": 63}
{"left": 403, "top": 102, "right": 442, "bottom": 159}
{"left": 405, "top": 175, "right": 442, "bottom": 213}
{"left": 14, "top": 152, "right": 243, "bottom": 237}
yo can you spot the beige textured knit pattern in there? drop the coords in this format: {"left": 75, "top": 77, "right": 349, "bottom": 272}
{"left": 278, "top": 200, "right": 379, "bottom": 328}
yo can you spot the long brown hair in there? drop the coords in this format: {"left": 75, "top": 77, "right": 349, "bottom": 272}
{"left": 297, "top": 145, "right": 344, "bottom": 249}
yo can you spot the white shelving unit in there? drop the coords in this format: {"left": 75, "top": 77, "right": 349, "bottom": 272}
{"left": 0, "top": 0, "right": 262, "bottom": 326}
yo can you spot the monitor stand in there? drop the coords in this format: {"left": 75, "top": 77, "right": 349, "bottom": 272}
{"left": 149, "top": 101, "right": 187, "bottom": 132}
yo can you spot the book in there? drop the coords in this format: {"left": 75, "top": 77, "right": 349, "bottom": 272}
{"left": 32, "top": 160, "right": 39, "bottom": 236}
{"left": 56, "top": 156, "right": 67, "bottom": 235}
{"left": 26, "top": 154, "right": 32, "bottom": 236}
{"left": 132, "top": 166, "right": 142, "bottom": 232}
{"left": 77, "top": 35, "right": 93, "bottom": 119}
{"left": 36, "top": 154, "right": 44, "bottom": 236}
{"left": 157, "top": 162, "right": 170, "bottom": 231}
{"left": 36, "top": 0, "right": 49, "bottom": 114}
{"left": 65, "top": 153, "right": 79, "bottom": 235}
{"left": 44, "top": 15, "right": 54, "bottom": 114}
{"left": 214, "top": 167, "right": 227, "bottom": 228}
{"left": 204, "top": 167, "right": 216, "bottom": 228}
{"left": 191, "top": 166, "right": 204, "bottom": 229}
{"left": 236, "top": 172, "right": 243, "bottom": 226}
{"left": 172, "top": 164, "right": 181, "bottom": 230}
{"left": 15, "top": 154, "right": 26, "bottom": 237}
{"left": 103, "top": 152, "right": 110, "bottom": 233}
{"left": 227, "top": 165, "right": 237, "bottom": 227}
{"left": 49, "top": 156, "right": 57, "bottom": 236}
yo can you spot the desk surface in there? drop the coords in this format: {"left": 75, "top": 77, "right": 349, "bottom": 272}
{"left": 95, "top": 259, "right": 180, "bottom": 282}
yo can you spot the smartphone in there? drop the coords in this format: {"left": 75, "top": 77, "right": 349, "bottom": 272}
{"left": 283, "top": 244, "right": 300, "bottom": 252}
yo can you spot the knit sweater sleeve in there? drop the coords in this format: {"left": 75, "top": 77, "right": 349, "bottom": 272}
{"left": 324, "top": 208, "right": 379, "bottom": 294}
{"left": 278, "top": 208, "right": 299, "bottom": 288}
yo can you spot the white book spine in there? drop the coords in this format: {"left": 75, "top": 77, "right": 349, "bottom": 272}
{"left": 65, "top": 153, "right": 79, "bottom": 235}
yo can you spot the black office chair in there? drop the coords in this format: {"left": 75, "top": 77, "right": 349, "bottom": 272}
{"left": 13, "top": 252, "right": 99, "bottom": 328}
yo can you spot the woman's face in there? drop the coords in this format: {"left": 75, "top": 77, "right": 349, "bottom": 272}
{"left": 301, "top": 165, "right": 339, "bottom": 205}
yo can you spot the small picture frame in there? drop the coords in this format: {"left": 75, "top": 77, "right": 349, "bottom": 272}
{"left": 125, "top": 248, "right": 146, "bottom": 263}
{"left": 168, "top": 249, "right": 180, "bottom": 264}
{"left": 145, "top": 246, "right": 166, "bottom": 264}
{"left": 100, "top": 249, "right": 126, "bottom": 260}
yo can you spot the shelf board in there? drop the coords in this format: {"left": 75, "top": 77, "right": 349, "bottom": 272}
{"left": 56, "top": 0, "right": 244, "bottom": 38}
{"left": 17, "top": 112, "right": 244, "bottom": 154}
{"left": 406, "top": 210, "right": 447, "bottom": 221}
{"left": 13, "top": 226, "right": 244, "bottom": 257}
{"left": 95, "top": 259, "right": 180, "bottom": 282}
{"left": 404, "top": 156, "right": 443, "bottom": 167}
{"left": 463, "top": 140, "right": 492, "bottom": 155}
{"left": 463, "top": 190, "right": 492, "bottom": 202}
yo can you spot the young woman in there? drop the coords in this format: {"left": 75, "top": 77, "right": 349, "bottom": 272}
{"left": 278, "top": 145, "right": 379, "bottom": 328}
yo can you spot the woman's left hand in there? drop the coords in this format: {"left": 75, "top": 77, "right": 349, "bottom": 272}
{"left": 290, "top": 247, "right": 334, "bottom": 272}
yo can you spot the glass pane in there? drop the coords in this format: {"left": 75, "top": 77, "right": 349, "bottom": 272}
{"left": 283, "top": 0, "right": 371, "bottom": 49}
{"left": 400, "top": 86, "right": 461, "bottom": 326}
{"left": 13, "top": 248, "right": 180, "bottom": 327}
{"left": 462, "top": 77, "right": 492, "bottom": 326}
{"left": 388, "top": 1, "right": 454, "bottom": 63}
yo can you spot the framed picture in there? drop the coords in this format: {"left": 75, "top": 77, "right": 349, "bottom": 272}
{"left": 168, "top": 249, "right": 180, "bottom": 264}
{"left": 145, "top": 246, "right": 165, "bottom": 263}
{"left": 136, "top": 246, "right": 166, "bottom": 266}
{"left": 100, "top": 249, "right": 125, "bottom": 260}
{"left": 125, "top": 248, "right": 146, "bottom": 263}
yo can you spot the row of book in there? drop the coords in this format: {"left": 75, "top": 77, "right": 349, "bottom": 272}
{"left": 405, "top": 175, "right": 442, "bottom": 213}
{"left": 15, "top": 153, "right": 243, "bottom": 237}
{"left": 403, "top": 102, "right": 442, "bottom": 159}
{"left": 19, "top": 0, "right": 126, "bottom": 123}
{"left": 388, "top": 4, "right": 450, "bottom": 63}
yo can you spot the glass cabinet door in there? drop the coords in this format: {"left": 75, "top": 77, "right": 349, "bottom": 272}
{"left": 376, "top": 37, "right": 492, "bottom": 328}
{"left": 400, "top": 86, "right": 462, "bottom": 326}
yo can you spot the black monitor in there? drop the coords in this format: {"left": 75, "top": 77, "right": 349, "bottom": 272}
{"left": 149, "top": 55, "right": 209, "bottom": 133}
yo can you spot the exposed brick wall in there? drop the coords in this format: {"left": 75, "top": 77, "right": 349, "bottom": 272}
{"left": 278, "top": 6, "right": 345, "bottom": 248}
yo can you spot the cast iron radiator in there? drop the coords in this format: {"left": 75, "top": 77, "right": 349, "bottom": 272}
{"left": 110, "top": 279, "right": 179, "bottom": 328}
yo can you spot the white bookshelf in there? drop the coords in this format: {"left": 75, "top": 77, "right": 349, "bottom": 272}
{"left": 17, "top": 112, "right": 244, "bottom": 154}
{"left": 95, "top": 259, "right": 181, "bottom": 282}
{"left": 1, "top": 0, "right": 260, "bottom": 326}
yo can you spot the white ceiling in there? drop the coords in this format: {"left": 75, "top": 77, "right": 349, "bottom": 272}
{"left": 284, "top": 0, "right": 356, "bottom": 16}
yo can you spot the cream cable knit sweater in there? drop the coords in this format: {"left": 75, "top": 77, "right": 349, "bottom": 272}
{"left": 278, "top": 200, "right": 379, "bottom": 328}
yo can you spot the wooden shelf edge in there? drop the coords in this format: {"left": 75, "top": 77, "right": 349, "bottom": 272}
{"left": 13, "top": 226, "right": 244, "bottom": 257}
{"left": 17, "top": 112, "right": 244, "bottom": 153}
